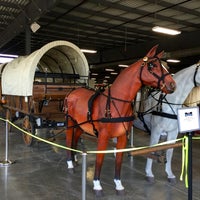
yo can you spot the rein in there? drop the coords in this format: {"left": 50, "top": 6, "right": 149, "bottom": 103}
{"left": 67, "top": 86, "right": 135, "bottom": 136}
{"left": 84, "top": 57, "right": 172, "bottom": 134}
{"left": 65, "top": 55, "right": 174, "bottom": 134}
{"left": 150, "top": 64, "right": 200, "bottom": 106}
{"left": 142, "top": 64, "right": 200, "bottom": 120}
{"left": 102, "top": 93, "right": 133, "bottom": 103}
{"left": 193, "top": 63, "right": 200, "bottom": 87}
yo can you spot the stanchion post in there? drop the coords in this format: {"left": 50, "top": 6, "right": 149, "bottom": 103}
{"left": 5, "top": 120, "right": 9, "bottom": 161}
{"left": 177, "top": 106, "right": 199, "bottom": 200}
{"left": 82, "top": 152, "right": 87, "bottom": 200}
{"left": 187, "top": 132, "right": 193, "bottom": 200}
{"left": 130, "top": 126, "right": 134, "bottom": 147}
{"left": 0, "top": 120, "right": 14, "bottom": 166}
{"left": 128, "top": 126, "right": 134, "bottom": 163}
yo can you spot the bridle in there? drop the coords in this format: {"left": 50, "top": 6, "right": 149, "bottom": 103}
{"left": 139, "top": 56, "right": 171, "bottom": 89}
{"left": 193, "top": 63, "right": 200, "bottom": 87}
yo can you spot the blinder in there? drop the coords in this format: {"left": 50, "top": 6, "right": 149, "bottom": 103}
{"left": 147, "top": 61, "right": 156, "bottom": 71}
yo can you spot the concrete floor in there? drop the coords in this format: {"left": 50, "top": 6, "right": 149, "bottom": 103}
{"left": 0, "top": 120, "right": 199, "bottom": 200}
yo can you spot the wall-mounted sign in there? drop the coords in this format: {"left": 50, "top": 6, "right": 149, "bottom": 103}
{"left": 177, "top": 107, "right": 200, "bottom": 133}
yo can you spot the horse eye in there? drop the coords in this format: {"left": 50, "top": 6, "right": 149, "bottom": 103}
{"left": 148, "top": 62, "right": 155, "bottom": 70}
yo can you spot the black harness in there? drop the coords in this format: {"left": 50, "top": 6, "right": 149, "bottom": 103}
{"left": 66, "top": 56, "right": 172, "bottom": 136}
{"left": 193, "top": 64, "right": 200, "bottom": 87}
{"left": 151, "top": 64, "right": 200, "bottom": 119}
{"left": 152, "top": 110, "right": 177, "bottom": 119}
{"left": 86, "top": 86, "right": 135, "bottom": 136}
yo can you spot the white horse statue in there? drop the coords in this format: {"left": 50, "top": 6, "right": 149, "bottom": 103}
{"left": 134, "top": 62, "right": 200, "bottom": 183}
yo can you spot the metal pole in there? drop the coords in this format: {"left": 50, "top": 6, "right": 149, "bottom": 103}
{"left": 187, "top": 132, "right": 193, "bottom": 200}
{"left": 3, "top": 165, "right": 8, "bottom": 199}
{"left": 0, "top": 120, "right": 14, "bottom": 166}
{"left": 82, "top": 152, "right": 87, "bottom": 200}
{"left": 128, "top": 126, "right": 134, "bottom": 162}
{"left": 5, "top": 120, "right": 8, "bottom": 161}
{"left": 130, "top": 126, "right": 134, "bottom": 147}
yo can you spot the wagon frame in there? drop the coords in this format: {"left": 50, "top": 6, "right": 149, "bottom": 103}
{"left": 0, "top": 41, "right": 89, "bottom": 146}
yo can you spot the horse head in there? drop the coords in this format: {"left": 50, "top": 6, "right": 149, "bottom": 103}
{"left": 140, "top": 45, "right": 176, "bottom": 94}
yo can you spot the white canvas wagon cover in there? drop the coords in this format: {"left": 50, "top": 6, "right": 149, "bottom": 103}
{"left": 1, "top": 40, "right": 89, "bottom": 96}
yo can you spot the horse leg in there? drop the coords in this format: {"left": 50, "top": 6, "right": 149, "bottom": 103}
{"left": 66, "top": 119, "right": 76, "bottom": 170}
{"left": 114, "top": 134, "right": 127, "bottom": 195}
{"left": 72, "top": 127, "right": 83, "bottom": 163}
{"left": 145, "top": 128, "right": 161, "bottom": 183}
{"left": 165, "top": 131, "right": 177, "bottom": 184}
{"left": 165, "top": 148, "right": 176, "bottom": 183}
{"left": 93, "top": 133, "right": 109, "bottom": 196}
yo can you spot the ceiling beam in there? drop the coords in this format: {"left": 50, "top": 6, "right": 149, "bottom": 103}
{"left": 0, "top": 0, "right": 58, "bottom": 48}
{"left": 89, "top": 29, "right": 200, "bottom": 66}
{"left": 89, "top": 0, "right": 200, "bottom": 29}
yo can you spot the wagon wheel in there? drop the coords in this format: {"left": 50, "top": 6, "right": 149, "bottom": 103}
{"left": 22, "top": 115, "right": 35, "bottom": 146}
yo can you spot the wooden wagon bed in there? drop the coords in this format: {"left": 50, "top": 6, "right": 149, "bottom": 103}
{"left": 2, "top": 83, "right": 83, "bottom": 122}
{"left": 1, "top": 68, "right": 85, "bottom": 117}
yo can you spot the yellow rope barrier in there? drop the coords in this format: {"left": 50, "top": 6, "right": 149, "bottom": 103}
{"left": 0, "top": 117, "right": 199, "bottom": 188}
{"left": 180, "top": 136, "right": 189, "bottom": 188}
{"left": 180, "top": 135, "right": 200, "bottom": 188}
{"left": 0, "top": 117, "right": 82, "bottom": 154}
{"left": 1, "top": 117, "right": 182, "bottom": 154}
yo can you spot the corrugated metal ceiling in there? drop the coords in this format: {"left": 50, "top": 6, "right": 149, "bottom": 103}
{"left": 0, "top": 0, "right": 200, "bottom": 84}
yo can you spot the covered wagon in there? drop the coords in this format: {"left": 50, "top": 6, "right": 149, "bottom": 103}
{"left": 0, "top": 40, "right": 89, "bottom": 145}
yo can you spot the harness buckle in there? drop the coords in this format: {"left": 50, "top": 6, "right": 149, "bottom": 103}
{"left": 143, "top": 56, "right": 148, "bottom": 62}
{"left": 105, "top": 109, "right": 112, "bottom": 118}
{"left": 87, "top": 111, "right": 91, "bottom": 121}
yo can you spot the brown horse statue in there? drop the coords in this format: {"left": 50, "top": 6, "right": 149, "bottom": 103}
{"left": 64, "top": 45, "right": 176, "bottom": 195}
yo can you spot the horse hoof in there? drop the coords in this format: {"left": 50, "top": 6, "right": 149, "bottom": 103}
{"left": 116, "top": 189, "right": 125, "bottom": 196}
{"left": 168, "top": 177, "right": 176, "bottom": 185}
{"left": 68, "top": 168, "right": 75, "bottom": 174}
{"left": 94, "top": 190, "right": 103, "bottom": 197}
{"left": 146, "top": 176, "right": 155, "bottom": 183}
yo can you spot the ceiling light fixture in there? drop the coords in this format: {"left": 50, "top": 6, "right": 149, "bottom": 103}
{"left": 0, "top": 54, "right": 18, "bottom": 58}
{"left": 152, "top": 26, "right": 181, "bottom": 35}
{"left": 81, "top": 49, "right": 97, "bottom": 53}
{"left": 0, "top": 54, "right": 18, "bottom": 64}
{"left": 111, "top": 72, "right": 118, "bottom": 75}
{"left": 30, "top": 22, "right": 40, "bottom": 33}
{"left": 118, "top": 64, "right": 129, "bottom": 68}
{"left": 91, "top": 73, "right": 98, "bottom": 75}
{"left": 166, "top": 59, "right": 181, "bottom": 63}
{"left": 105, "top": 68, "right": 114, "bottom": 71}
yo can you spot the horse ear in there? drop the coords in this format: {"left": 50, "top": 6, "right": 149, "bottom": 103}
{"left": 156, "top": 50, "right": 164, "bottom": 59}
{"left": 146, "top": 44, "right": 159, "bottom": 57}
